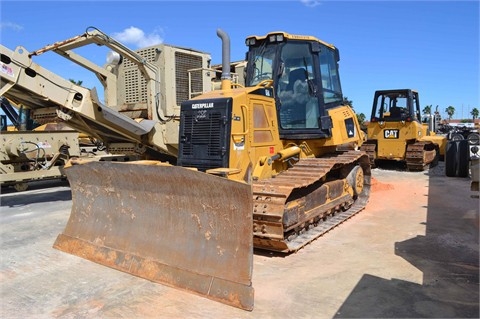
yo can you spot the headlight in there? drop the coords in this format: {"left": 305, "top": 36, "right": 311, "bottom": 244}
{"left": 245, "top": 38, "right": 256, "bottom": 46}
{"left": 269, "top": 34, "right": 284, "bottom": 43}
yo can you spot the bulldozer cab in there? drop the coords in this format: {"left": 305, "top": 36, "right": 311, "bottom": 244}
{"left": 370, "top": 89, "right": 421, "bottom": 123}
{"left": 244, "top": 32, "right": 344, "bottom": 139}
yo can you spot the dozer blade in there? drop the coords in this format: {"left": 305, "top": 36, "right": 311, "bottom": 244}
{"left": 53, "top": 161, "right": 254, "bottom": 310}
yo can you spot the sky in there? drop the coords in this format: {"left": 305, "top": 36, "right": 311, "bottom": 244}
{"left": 1, "top": 0, "right": 479, "bottom": 120}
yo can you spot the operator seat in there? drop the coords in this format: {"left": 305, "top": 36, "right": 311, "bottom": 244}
{"left": 281, "top": 67, "right": 318, "bottom": 128}
{"left": 286, "top": 68, "right": 307, "bottom": 91}
{"left": 390, "top": 106, "right": 405, "bottom": 118}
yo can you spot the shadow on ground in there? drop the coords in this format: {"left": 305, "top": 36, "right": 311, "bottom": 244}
{"left": 0, "top": 179, "right": 72, "bottom": 207}
{"left": 335, "top": 166, "right": 479, "bottom": 318}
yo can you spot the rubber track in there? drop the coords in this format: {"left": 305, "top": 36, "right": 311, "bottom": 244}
{"left": 252, "top": 150, "right": 371, "bottom": 253}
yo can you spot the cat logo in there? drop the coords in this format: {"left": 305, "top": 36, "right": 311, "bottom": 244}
{"left": 384, "top": 129, "right": 399, "bottom": 139}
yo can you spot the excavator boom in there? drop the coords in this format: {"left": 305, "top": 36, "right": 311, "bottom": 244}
{"left": 1, "top": 27, "right": 213, "bottom": 158}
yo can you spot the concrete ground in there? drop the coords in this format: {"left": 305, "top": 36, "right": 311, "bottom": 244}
{"left": 0, "top": 162, "right": 478, "bottom": 318}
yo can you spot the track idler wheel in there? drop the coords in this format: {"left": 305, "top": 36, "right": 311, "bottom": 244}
{"left": 346, "top": 165, "right": 364, "bottom": 197}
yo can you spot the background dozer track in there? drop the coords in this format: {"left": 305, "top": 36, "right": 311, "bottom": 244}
{"left": 53, "top": 160, "right": 255, "bottom": 310}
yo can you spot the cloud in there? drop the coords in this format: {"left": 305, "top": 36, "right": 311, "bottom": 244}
{"left": 300, "top": 0, "right": 322, "bottom": 7}
{"left": 0, "top": 22, "right": 23, "bottom": 31}
{"left": 111, "top": 26, "right": 164, "bottom": 48}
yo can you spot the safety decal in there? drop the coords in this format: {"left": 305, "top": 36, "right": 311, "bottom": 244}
{"left": 344, "top": 118, "right": 355, "bottom": 138}
{"left": 1, "top": 62, "right": 14, "bottom": 77}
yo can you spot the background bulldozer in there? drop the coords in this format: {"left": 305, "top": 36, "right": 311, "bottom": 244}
{"left": 1, "top": 27, "right": 371, "bottom": 310}
{"left": 361, "top": 89, "right": 446, "bottom": 170}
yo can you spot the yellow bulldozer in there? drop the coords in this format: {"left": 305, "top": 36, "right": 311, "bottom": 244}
{"left": 361, "top": 89, "right": 446, "bottom": 170}
{"left": 1, "top": 28, "right": 370, "bottom": 310}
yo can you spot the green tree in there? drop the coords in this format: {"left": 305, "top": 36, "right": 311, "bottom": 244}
{"left": 343, "top": 96, "right": 353, "bottom": 108}
{"left": 343, "top": 96, "right": 366, "bottom": 128}
{"left": 422, "top": 104, "right": 432, "bottom": 115}
{"left": 471, "top": 107, "right": 479, "bottom": 120}
{"left": 445, "top": 105, "right": 455, "bottom": 120}
{"left": 69, "top": 79, "right": 83, "bottom": 86}
{"left": 356, "top": 112, "right": 366, "bottom": 127}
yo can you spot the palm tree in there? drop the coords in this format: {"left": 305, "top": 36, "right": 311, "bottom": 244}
{"left": 422, "top": 105, "right": 432, "bottom": 115}
{"left": 445, "top": 105, "right": 455, "bottom": 121}
{"left": 471, "top": 107, "right": 479, "bottom": 121}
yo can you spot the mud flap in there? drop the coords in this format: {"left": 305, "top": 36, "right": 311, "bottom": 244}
{"left": 53, "top": 161, "right": 254, "bottom": 310}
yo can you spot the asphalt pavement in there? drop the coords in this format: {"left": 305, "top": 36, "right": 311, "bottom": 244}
{"left": 0, "top": 162, "right": 478, "bottom": 318}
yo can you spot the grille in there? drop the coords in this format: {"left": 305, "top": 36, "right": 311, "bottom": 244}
{"left": 181, "top": 112, "right": 222, "bottom": 157}
{"left": 178, "top": 100, "right": 231, "bottom": 172}
{"left": 123, "top": 47, "right": 157, "bottom": 67}
{"left": 123, "top": 47, "right": 157, "bottom": 104}
{"left": 124, "top": 69, "right": 147, "bottom": 104}
{"left": 121, "top": 47, "right": 205, "bottom": 106}
{"left": 175, "top": 52, "right": 203, "bottom": 104}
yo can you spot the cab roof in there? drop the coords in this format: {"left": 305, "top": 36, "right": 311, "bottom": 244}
{"left": 245, "top": 31, "right": 336, "bottom": 50}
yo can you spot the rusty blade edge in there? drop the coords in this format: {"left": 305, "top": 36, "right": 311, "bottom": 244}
{"left": 53, "top": 234, "right": 254, "bottom": 311}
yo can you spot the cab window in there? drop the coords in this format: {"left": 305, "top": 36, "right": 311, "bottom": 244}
{"left": 277, "top": 42, "right": 320, "bottom": 129}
